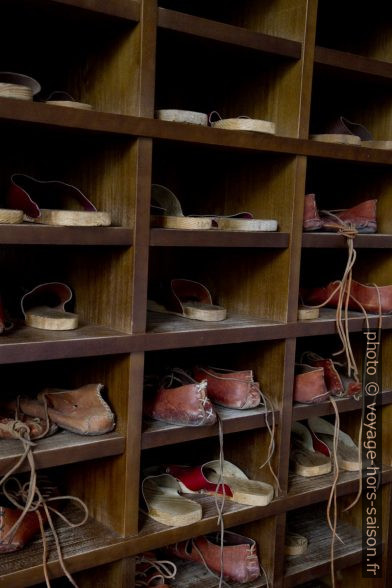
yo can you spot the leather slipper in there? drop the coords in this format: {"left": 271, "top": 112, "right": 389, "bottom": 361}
{"left": 142, "top": 474, "right": 202, "bottom": 527}
{"left": 290, "top": 422, "right": 331, "bottom": 477}
{"left": 148, "top": 279, "right": 227, "bottom": 322}
{"left": 307, "top": 417, "right": 360, "bottom": 471}
{"left": 21, "top": 282, "right": 78, "bottom": 331}
{"left": 193, "top": 366, "right": 261, "bottom": 409}
{"left": 167, "top": 460, "right": 274, "bottom": 506}
{"left": 150, "top": 184, "right": 212, "bottom": 230}
{"left": 8, "top": 174, "right": 111, "bottom": 227}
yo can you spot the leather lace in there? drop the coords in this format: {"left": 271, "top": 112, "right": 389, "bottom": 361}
{"left": 135, "top": 554, "right": 177, "bottom": 586}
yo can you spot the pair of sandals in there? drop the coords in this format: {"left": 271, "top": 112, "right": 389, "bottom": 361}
{"left": 142, "top": 460, "right": 274, "bottom": 528}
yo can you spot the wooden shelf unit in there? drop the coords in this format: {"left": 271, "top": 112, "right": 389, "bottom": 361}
{"left": 0, "top": 1, "right": 391, "bottom": 587}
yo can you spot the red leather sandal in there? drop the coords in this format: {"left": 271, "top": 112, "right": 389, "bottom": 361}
{"left": 301, "top": 279, "right": 392, "bottom": 314}
{"left": 303, "top": 194, "right": 377, "bottom": 234}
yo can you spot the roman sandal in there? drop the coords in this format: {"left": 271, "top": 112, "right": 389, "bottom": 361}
{"left": 166, "top": 460, "right": 274, "bottom": 506}
{"left": 166, "top": 531, "right": 262, "bottom": 584}
{"left": 21, "top": 282, "right": 78, "bottom": 331}
{"left": 193, "top": 366, "right": 262, "bottom": 409}
{"left": 294, "top": 364, "right": 328, "bottom": 404}
{"left": 311, "top": 116, "right": 392, "bottom": 150}
{"left": 209, "top": 111, "right": 276, "bottom": 135}
{"left": 44, "top": 91, "right": 92, "bottom": 110}
{"left": 307, "top": 417, "right": 360, "bottom": 471}
{"left": 141, "top": 474, "right": 202, "bottom": 527}
{"left": 8, "top": 174, "right": 111, "bottom": 226}
{"left": 290, "top": 422, "right": 331, "bottom": 477}
{"left": 301, "top": 279, "right": 392, "bottom": 314}
{"left": 148, "top": 279, "right": 227, "bottom": 322}
{"left": 5, "top": 384, "right": 115, "bottom": 436}
{"left": 0, "top": 71, "right": 41, "bottom": 101}
{"left": 301, "top": 352, "right": 361, "bottom": 398}
{"left": 143, "top": 369, "right": 217, "bottom": 427}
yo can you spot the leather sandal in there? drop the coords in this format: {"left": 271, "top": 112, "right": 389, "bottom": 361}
{"left": 150, "top": 184, "right": 212, "bottom": 230}
{"left": 311, "top": 116, "right": 392, "bottom": 150}
{"left": 303, "top": 194, "right": 377, "bottom": 233}
{"left": 285, "top": 531, "right": 308, "bottom": 555}
{"left": 21, "top": 282, "right": 78, "bottom": 331}
{"left": 5, "top": 384, "right": 115, "bottom": 436}
{"left": 294, "top": 364, "right": 329, "bottom": 404}
{"left": 193, "top": 366, "right": 261, "bottom": 409}
{"left": 44, "top": 91, "right": 92, "bottom": 111}
{"left": 142, "top": 474, "right": 202, "bottom": 527}
{"left": 7, "top": 174, "right": 111, "bottom": 226}
{"left": 290, "top": 422, "right": 331, "bottom": 477}
{"left": 148, "top": 279, "right": 227, "bottom": 322}
{"left": 0, "top": 72, "right": 41, "bottom": 101}
{"left": 307, "top": 417, "right": 360, "bottom": 471}
{"left": 301, "top": 279, "right": 392, "bottom": 314}
{"left": 167, "top": 460, "right": 274, "bottom": 506}
{"left": 166, "top": 531, "right": 261, "bottom": 583}
{"left": 143, "top": 369, "right": 217, "bottom": 426}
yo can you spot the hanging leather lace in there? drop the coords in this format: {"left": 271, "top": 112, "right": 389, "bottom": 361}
{"left": 135, "top": 554, "right": 177, "bottom": 586}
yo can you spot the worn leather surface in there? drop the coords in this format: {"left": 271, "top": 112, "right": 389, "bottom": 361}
{"left": 303, "top": 355, "right": 343, "bottom": 396}
{"left": 193, "top": 366, "right": 261, "bottom": 409}
{"left": 166, "top": 464, "right": 233, "bottom": 497}
{"left": 0, "top": 414, "right": 57, "bottom": 439}
{"left": 8, "top": 174, "right": 97, "bottom": 220}
{"left": 21, "top": 282, "right": 73, "bottom": 317}
{"left": 166, "top": 531, "right": 261, "bottom": 583}
{"left": 143, "top": 379, "right": 216, "bottom": 426}
{"left": 7, "top": 384, "right": 115, "bottom": 435}
{"left": 302, "top": 280, "right": 392, "bottom": 314}
{"left": 0, "top": 507, "right": 45, "bottom": 553}
{"left": 303, "top": 195, "right": 377, "bottom": 233}
{"left": 294, "top": 365, "right": 328, "bottom": 404}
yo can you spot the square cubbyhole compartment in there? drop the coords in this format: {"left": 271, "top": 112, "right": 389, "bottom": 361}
{"left": 0, "top": 1, "right": 139, "bottom": 115}
{"left": 158, "top": 0, "right": 307, "bottom": 42}
{"left": 148, "top": 246, "right": 291, "bottom": 330}
{"left": 304, "top": 159, "right": 392, "bottom": 236}
{"left": 284, "top": 497, "right": 371, "bottom": 587}
{"left": 140, "top": 427, "right": 280, "bottom": 535}
{"left": 153, "top": 517, "right": 276, "bottom": 588}
{"left": 142, "top": 340, "right": 285, "bottom": 450}
{"left": 155, "top": 28, "right": 303, "bottom": 138}
{"left": 0, "top": 127, "right": 136, "bottom": 232}
{"left": 0, "top": 353, "right": 128, "bottom": 475}
{"left": 316, "top": 1, "right": 392, "bottom": 62}
{"left": 152, "top": 144, "right": 296, "bottom": 235}
{"left": 0, "top": 243, "right": 133, "bottom": 346}
{"left": 309, "top": 70, "right": 392, "bottom": 143}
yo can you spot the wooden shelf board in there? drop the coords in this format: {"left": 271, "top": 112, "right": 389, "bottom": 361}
{"left": 314, "top": 46, "right": 392, "bottom": 81}
{"left": 0, "top": 225, "right": 132, "bottom": 246}
{"left": 170, "top": 558, "right": 267, "bottom": 588}
{"left": 302, "top": 232, "right": 392, "bottom": 249}
{"left": 292, "top": 390, "right": 392, "bottom": 421}
{"left": 145, "top": 311, "right": 288, "bottom": 349}
{"left": 142, "top": 406, "right": 278, "bottom": 449}
{"left": 0, "top": 323, "right": 131, "bottom": 365}
{"left": 158, "top": 8, "right": 301, "bottom": 59}
{"left": 284, "top": 508, "right": 363, "bottom": 586}
{"left": 25, "top": 0, "right": 140, "bottom": 21}
{"left": 287, "top": 466, "right": 392, "bottom": 513}
{"left": 0, "top": 506, "right": 125, "bottom": 588}
{"left": 295, "top": 307, "right": 392, "bottom": 338}
{"left": 0, "top": 431, "right": 125, "bottom": 476}
{"left": 150, "top": 229, "right": 289, "bottom": 248}
{"left": 0, "top": 101, "right": 392, "bottom": 166}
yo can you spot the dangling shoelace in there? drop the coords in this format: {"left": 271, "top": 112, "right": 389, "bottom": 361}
{"left": 135, "top": 553, "right": 177, "bottom": 586}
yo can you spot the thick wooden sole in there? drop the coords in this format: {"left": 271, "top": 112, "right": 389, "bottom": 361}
{"left": 297, "top": 306, "right": 319, "bottom": 320}
{"left": 216, "top": 218, "right": 278, "bottom": 231}
{"left": 285, "top": 532, "right": 308, "bottom": 555}
{"left": 195, "top": 474, "right": 274, "bottom": 506}
{"left": 25, "top": 307, "right": 79, "bottom": 331}
{"left": 0, "top": 83, "right": 32, "bottom": 100}
{"left": 143, "top": 483, "right": 202, "bottom": 527}
{"left": 28, "top": 209, "right": 111, "bottom": 227}
{"left": 361, "top": 140, "right": 392, "bottom": 150}
{"left": 211, "top": 118, "right": 276, "bottom": 134}
{"left": 291, "top": 446, "right": 331, "bottom": 477}
{"left": 150, "top": 215, "right": 212, "bottom": 230}
{"left": 148, "top": 300, "right": 227, "bottom": 322}
{"left": 310, "top": 133, "right": 361, "bottom": 145}
{"left": 155, "top": 109, "right": 208, "bottom": 126}
{"left": 0, "top": 209, "right": 23, "bottom": 224}
{"left": 45, "top": 100, "right": 93, "bottom": 110}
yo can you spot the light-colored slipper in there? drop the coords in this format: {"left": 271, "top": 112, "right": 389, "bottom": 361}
{"left": 307, "top": 416, "right": 360, "bottom": 471}
{"left": 142, "top": 474, "right": 202, "bottom": 527}
{"left": 8, "top": 174, "right": 111, "bottom": 227}
{"left": 290, "top": 422, "right": 331, "bottom": 477}
{"left": 167, "top": 460, "right": 274, "bottom": 506}
{"left": 150, "top": 184, "right": 212, "bottom": 230}
{"left": 285, "top": 532, "right": 308, "bottom": 555}
{"left": 148, "top": 279, "right": 227, "bottom": 322}
{"left": 22, "top": 282, "right": 78, "bottom": 331}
